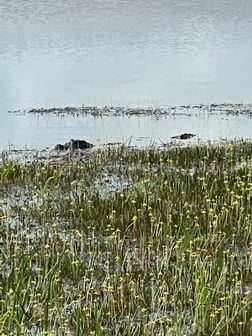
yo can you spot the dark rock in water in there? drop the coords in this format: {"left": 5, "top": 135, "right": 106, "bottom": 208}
{"left": 171, "top": 133, "right": 196, "bottom": 140}
{"left": 67, "top": 139, "right": 94, "bottom": 149}
{"left": 54, "top": 144, "right": 66, "bottom": 150}
{"left": 54, "top": 139, "right": 93, "bottom": 150}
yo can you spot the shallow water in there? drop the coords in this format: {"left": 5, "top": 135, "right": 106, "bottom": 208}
{"left": 2, "top": 106, "right": 252, "bottom": 151}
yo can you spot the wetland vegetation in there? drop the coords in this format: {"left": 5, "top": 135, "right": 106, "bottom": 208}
{"left": 0, "top": 141, "right": 252, "bottom": 335}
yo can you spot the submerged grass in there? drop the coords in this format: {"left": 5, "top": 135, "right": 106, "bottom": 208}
{"left": 0, "top": 141, "right": 252, "bottom": 335}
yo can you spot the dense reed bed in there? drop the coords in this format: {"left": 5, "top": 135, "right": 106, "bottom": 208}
{"left": 0, "top": 141, "right": 252, "bottom": 335}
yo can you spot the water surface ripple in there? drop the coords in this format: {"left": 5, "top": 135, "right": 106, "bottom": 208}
{"left": 1, "top": 0, "right": 252, "bottom": 109}
{"left": 1, "top": 1, "right": 252, "bottom": 150}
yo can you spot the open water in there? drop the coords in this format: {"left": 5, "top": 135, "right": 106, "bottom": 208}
{"left": 0, "top": 0, "right": 252, "bottom": 150}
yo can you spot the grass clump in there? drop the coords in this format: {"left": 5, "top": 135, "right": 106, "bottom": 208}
{"left": 0, "top": 141, "right": 252, "bottom": 335}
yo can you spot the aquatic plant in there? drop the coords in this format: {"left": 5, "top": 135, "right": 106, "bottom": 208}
{"left": 0, "top": 141, "right": 252, "bottom": 335}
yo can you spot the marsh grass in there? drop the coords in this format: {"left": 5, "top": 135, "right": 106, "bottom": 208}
{"left": 0, "top": 141, "right": 252, "bottom": 335}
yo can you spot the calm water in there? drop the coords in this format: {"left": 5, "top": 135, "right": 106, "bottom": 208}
{"left": 0, "top": 0, "right": 252, "bottom": 149}
{"left": 2, "top": 109, "right": 251, "bottom": 150}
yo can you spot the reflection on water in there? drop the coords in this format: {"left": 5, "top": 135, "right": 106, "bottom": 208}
{"left": 1, "top": 106, "right": 252, "bottom": 151}
{"left": 1, "top": 0, "right": 252, "bottom": 110}
{"left": 1, "top": 1, "right": 252, "bottom": 150}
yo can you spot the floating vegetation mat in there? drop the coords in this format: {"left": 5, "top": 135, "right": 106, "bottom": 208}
{"left": 0, "top": 141, "right": 252, "bottom": 335}
{"left": 9, "top": 103, "right": 252, "bottom": 117}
